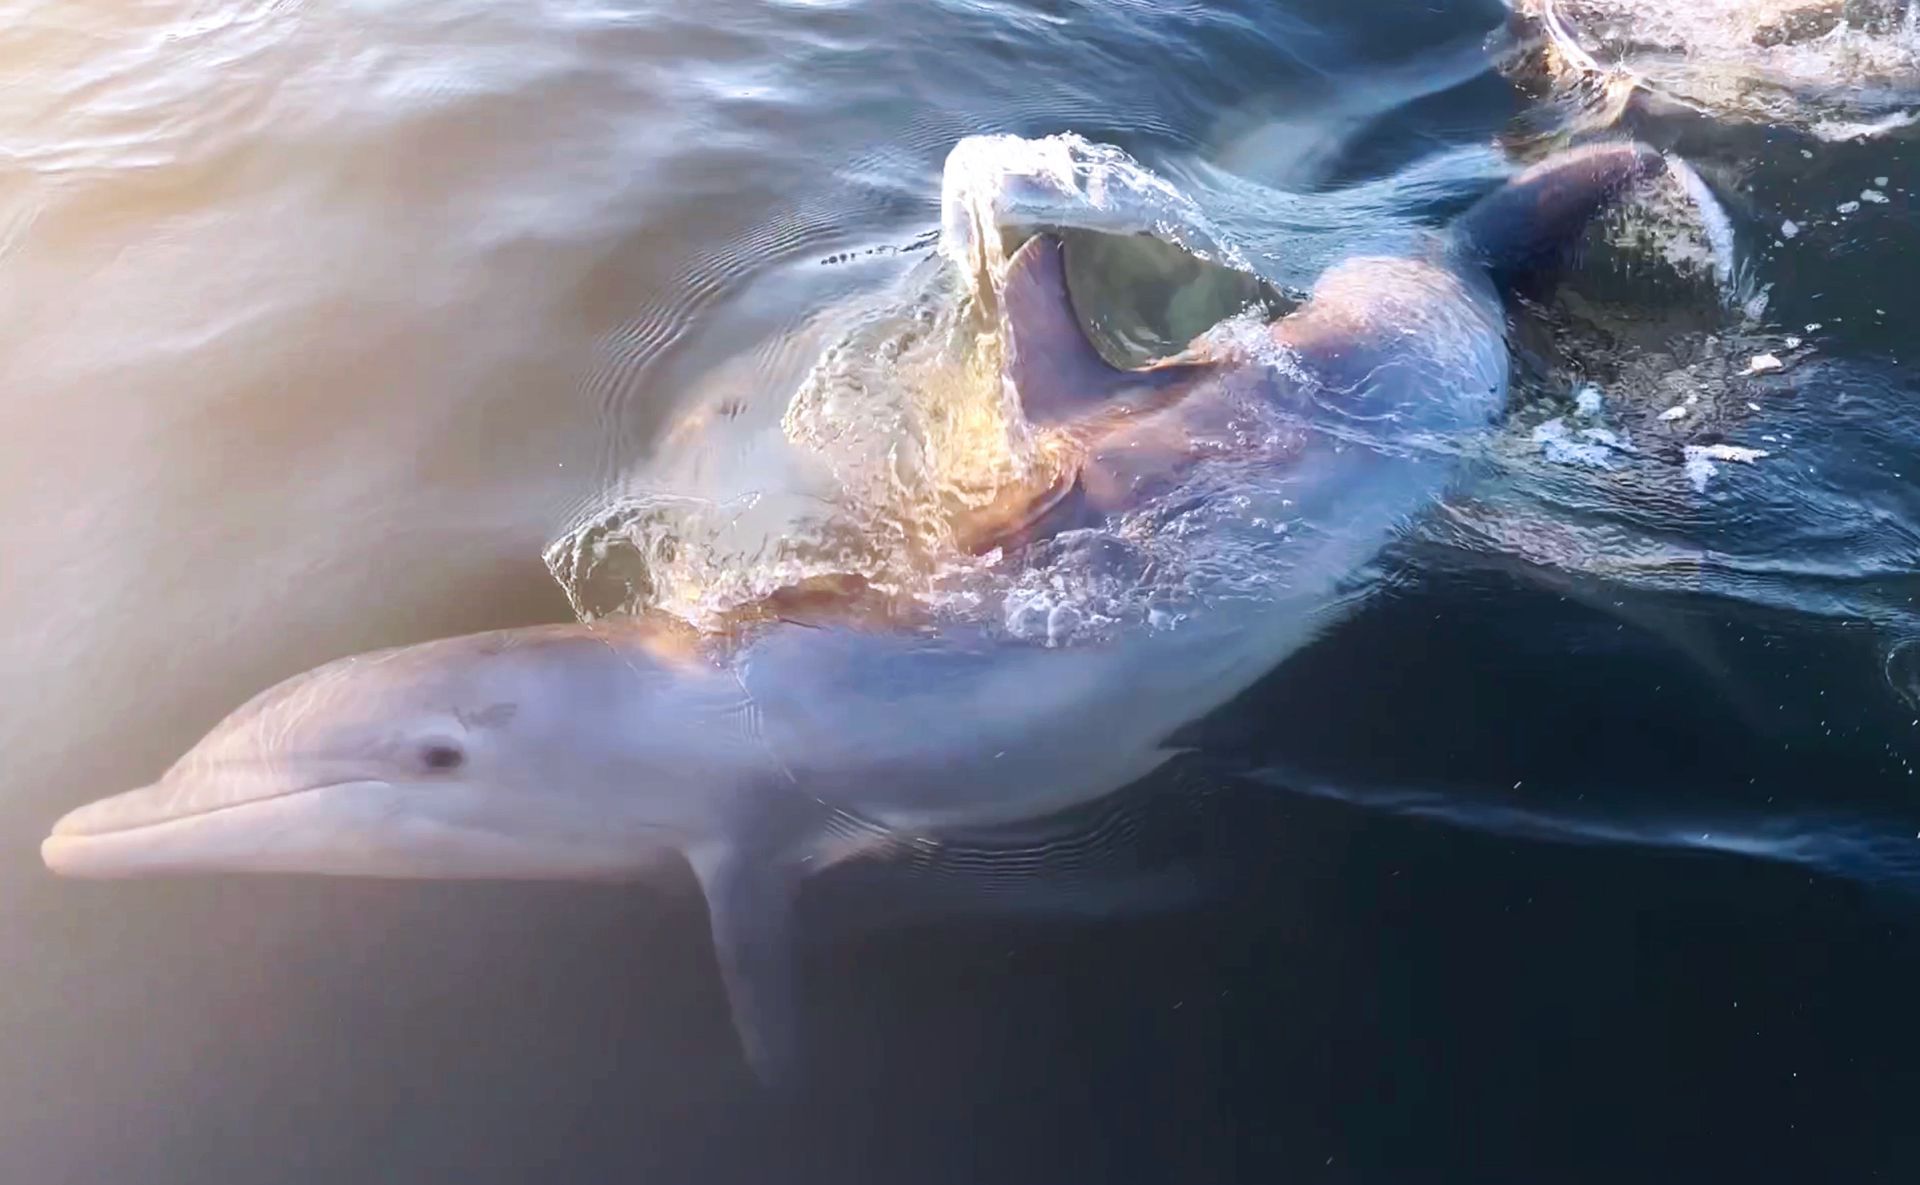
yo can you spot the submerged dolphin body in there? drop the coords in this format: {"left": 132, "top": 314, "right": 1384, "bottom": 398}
{"left": 43, "top": 143, "right": 1664, "bottom": 1081}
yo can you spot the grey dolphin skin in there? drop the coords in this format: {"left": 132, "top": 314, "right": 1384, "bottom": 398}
{"left": 43, "top": 142, "right": 1665, "bottom": 1083}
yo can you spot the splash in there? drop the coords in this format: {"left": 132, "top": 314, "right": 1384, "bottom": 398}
{"left": 1510, "top": 0, "right": 1920, "bottom": 132}
{"left": 937, "top": 132, "right": 1256, "bottom": 313}
{"left": 550, "top": 133, "right": 1290, "bottom": 637}
{"left": 547, "top": 132, "right": 1747, "bottom": 639}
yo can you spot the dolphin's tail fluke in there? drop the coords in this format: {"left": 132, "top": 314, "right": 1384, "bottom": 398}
{"left": 1446, "top": 141, "right": 1667, "bottom": 284}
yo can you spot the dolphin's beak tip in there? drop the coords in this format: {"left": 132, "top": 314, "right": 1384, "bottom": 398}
{"left": 41, "top": 785, "right": 159, "bottom": 877}
{"left": 48, "top": 803, "right": 89, "bottom": 839}
{"left": 40, "top": 831, "right": 86, "bottom": 877}
{"left": 42, "top": 808, "right": 103, "bottom": 876}
{"left": 47, "top": 793, "right": 116, "bottom": 840}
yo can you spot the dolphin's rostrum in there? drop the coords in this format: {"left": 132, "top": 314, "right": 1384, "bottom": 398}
{"left": 44, "top": 141, "right": 1666, "bottom": 1082}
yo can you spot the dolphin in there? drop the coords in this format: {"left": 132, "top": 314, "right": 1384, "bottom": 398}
{"left": 42, "top": 141, "right": 1666, "bottom": 1082}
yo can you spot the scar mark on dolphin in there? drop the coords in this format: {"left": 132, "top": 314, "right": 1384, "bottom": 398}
{"left": 578, "top": 617, "right": 800, "bottom": 789}
{"left": 456, "top": 702, "right": 519, "bottom": 730}
{"left": 728, "top": 667, "right": 799, "bottom": 788}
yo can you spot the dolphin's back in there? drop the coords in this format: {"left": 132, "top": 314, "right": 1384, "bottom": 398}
{"left": 1272, "top": 140, "right": 1665, "bottom": 431}
{"left": 1276, "top": 253, "right": 1509, "bottom": 428}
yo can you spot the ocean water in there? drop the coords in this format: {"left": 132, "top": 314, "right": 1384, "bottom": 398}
{"left": 4, "top": 0, "right": 1920, "bottom": 1181}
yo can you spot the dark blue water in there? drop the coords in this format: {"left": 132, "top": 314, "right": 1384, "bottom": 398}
{"left": 6, "top": 0, "right": 1920, "bottom": 1181}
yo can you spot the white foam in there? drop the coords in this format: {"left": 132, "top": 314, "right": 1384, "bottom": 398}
{"left": 1683, "top": 441, "right": 1772, "bottom": 492}
{"left": 1811, "top": 111, "right": 1920, "bottom": 142}
{"left": 1533, "top": 417, "right": 1617, "bottom": 467}
{"left": 1664, "top": 153, "right": 1744, "bottom": 305}
{"left": 1594, "top": 149, "right": 1748, "bottom": 306}
{"left": 1682, "top": 451, "right": 1717, "bottom": 493}
{"left": 1694, "top": 443, "right": 1770, "bottom": 464}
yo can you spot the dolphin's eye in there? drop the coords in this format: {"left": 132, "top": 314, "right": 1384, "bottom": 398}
{"left": 420, "top": 743, "right": 465, "bottom": 772}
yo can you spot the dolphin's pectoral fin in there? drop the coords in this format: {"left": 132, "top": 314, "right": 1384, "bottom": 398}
{"left": 1000, "top": 232, "right": 1204, "bottom": 427}
{"left": 683, "top": 795, "right": 904, "bottom": 1085}
{"left": 686, "top": 838, "right": 807, "bottom": 1086}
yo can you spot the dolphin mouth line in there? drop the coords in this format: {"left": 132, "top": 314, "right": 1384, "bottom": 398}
{"left": 48, "top": 778, "right": 394, "bottom": 840}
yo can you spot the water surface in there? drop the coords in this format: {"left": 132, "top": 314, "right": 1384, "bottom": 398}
{"left": 5, "top": 1, "right": 1920, "bottom": 1182}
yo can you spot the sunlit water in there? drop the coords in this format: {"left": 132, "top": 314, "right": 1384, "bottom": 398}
{"left": 6, "top": 1, "right": 1920, "bottom": 1182}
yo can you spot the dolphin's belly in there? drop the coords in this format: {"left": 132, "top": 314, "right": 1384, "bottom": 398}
{"left": 735, "top": 618, "right": 1244, "bottom": 833}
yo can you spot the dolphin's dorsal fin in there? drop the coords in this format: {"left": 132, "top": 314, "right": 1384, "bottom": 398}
{"left": 1000, "top": 233, "right": 1204, "bottom": 426}
{"left": 1446, "top": 141, "right": 1666, "bottom": 284}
